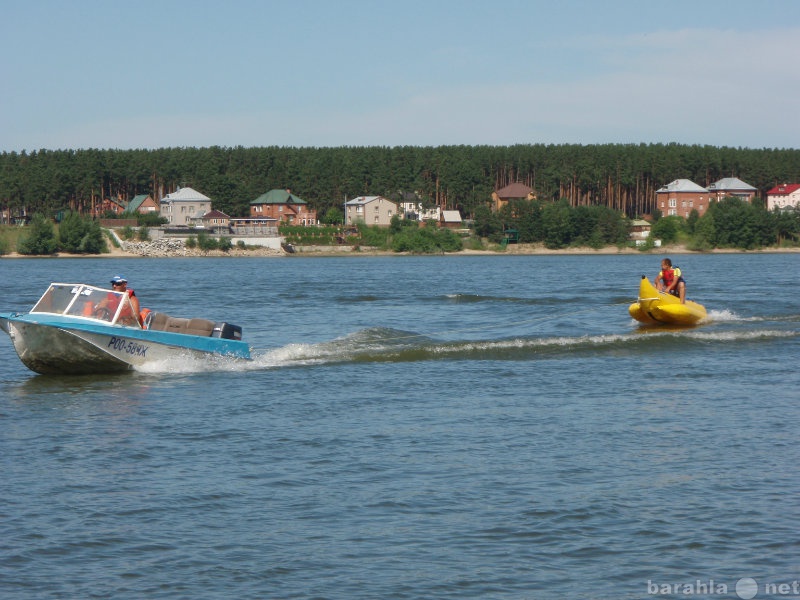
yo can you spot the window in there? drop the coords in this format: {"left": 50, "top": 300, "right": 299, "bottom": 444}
{"left": 669, "top": 199, "right": 677, "bottom": 208}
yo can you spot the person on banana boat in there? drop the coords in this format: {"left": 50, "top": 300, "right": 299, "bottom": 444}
{"left": 654, "top": 258, "right": 686, "bottom": 304}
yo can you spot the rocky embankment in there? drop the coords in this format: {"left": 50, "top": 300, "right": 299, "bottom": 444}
{"left": 119, "top": 238, "right": 285, "bottom": 257}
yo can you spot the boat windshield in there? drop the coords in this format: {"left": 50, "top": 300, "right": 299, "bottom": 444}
{"left": 31, "top": 283, "right": 139, "bottom": 326}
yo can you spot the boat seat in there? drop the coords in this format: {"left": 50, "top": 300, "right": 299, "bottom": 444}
{"left": 147, "top": 312, "right": 169, "bottom": 331}
{"left": 165, "top": 317, "right": 190, "bottom": 333}
{"left": 185, "top": 318, "right": 216, "bottom": 337}
{"left": 146, "top": 313, "right": 216, "bottom": 337}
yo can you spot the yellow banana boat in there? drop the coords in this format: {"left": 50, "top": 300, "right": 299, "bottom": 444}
{"left": 629, "top": 275, "right": 707, "bottom": 325}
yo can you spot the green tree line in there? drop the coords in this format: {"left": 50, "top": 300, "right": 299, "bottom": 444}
{"left": 491, "top": 197, "right": 800, "bottom": 250}
{"left": 2, "top": 144, "right": 800, "bottom": 221}
{"left": 7, "top": 212, "right": 109, "bottom": 255}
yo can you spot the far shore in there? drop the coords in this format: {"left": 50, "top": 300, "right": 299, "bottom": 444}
{"left": 2, "top": 242, "right": 799, "bottom": 259}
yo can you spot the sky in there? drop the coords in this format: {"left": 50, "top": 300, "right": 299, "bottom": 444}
{"left": 2, "top": 0, "right": 800, "bottom": 152}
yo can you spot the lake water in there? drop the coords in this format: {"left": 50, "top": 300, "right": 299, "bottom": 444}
{"left": 1, "top": 253, "right": 798, "bottom": 599}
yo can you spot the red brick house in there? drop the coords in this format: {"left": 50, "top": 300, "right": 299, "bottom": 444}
{"left": 656, "top": 179, "right": 709, "bottom": 218}
{"left": 707, "top": 177, "right": 757, "bottom": 202}
{"left": 250, "top": 189, "right": 317, "bottom": 225}
{"left": 202, "top": 209, "right": 231, "bottom": 232}
{"left": 491, "top": 183, "right": 536, "bottom": 212}
{"left": 93, "top": 195, "right": 127, "bottom": 217}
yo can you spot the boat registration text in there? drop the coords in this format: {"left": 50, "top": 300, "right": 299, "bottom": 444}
{"left": 108, "top": 336, "right": 149, "bottom": 357}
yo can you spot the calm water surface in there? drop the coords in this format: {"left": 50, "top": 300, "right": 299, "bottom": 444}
{"left": 1, "top": 253, "right": 798, "bottom": 599}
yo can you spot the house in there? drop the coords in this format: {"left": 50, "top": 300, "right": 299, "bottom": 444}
{"left": 345, "top": 196, "right": 398, "bottom": 227}
{"left": 229, "top": 217, "right": 279, "bottom": 236}
{"left": 160, "top": 187, "right": 212, "bottom": 226}
{"left": 93, "top": 195, "right": 126, "bottom": 217}
{"left": 492, "top": 183, "right": 536, "bottom": 212}
{"left": 250, "top": 189, "right": 317, "bottom": 225}
{"left": 401, "top": 200, "right": 441, "bottom": 222}
{"left": 765, "top": 184, "right": 800, "bottom": 211}
{"left": 202, "top": 209, "right": 231, "bottom": 233}
{"left": 127, "top": 194, "right": 159, "bottom": 214}
{"left": 440, "top": 210, "right": 463, "bottom": 230}
{"left": 656, "top": 179, "right": 709, "bottom": 218}
{"left": 707, "top": 177, "right": 757, "bottom": 202}
{"left": 629, "top": 219, "right": 652, "bottom": 245}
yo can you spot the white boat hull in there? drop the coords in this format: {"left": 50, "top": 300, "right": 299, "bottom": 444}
{"left": 0, "top": 282, "right": 251, "bottom": 375}
{"left": 2, "top": 319, "right": 241, "bottom": 375}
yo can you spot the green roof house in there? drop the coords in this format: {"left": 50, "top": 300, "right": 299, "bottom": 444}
{"left": 127, "top": 194, "right": 159, "bottom": 214}
{"left": 250, "top": 189, "right": 317, "bottom": 225}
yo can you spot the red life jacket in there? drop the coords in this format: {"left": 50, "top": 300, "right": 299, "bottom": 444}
{"left": 661, "top": 268, "right": 676, "bottom": 287}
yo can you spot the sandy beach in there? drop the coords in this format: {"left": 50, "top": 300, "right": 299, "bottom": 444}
{"left": 2, "top": 241, "right": 799, "bottom": 259}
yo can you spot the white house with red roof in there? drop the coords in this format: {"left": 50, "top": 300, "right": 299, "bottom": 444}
{"left": 765, "top": 184, "right": 800, "bottom": 211}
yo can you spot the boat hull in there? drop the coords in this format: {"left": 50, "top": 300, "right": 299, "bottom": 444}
{"left": 1, "top": 314, "right": 251, "bottom": 375}
{"left": 628, "top": 276, "right": 707, "bottom": 326}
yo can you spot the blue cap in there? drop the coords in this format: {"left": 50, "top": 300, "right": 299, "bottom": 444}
{"left": 110, "top": 275, "right": 127, "bottom": 284}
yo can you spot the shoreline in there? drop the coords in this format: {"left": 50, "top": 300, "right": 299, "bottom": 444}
{"left": 2, "top": 242, "right": 799, "bottom": 259}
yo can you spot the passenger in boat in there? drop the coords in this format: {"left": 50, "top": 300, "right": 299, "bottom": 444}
{"left": 654, "top": 258, "right": 686, "bottom": 304}
{"left": 95, "top": 275, "right": 142, "bottom": 325}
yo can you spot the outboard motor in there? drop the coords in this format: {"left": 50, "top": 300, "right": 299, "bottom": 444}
{"left": 212, "top": 322, "right": 243, "bottom": 340}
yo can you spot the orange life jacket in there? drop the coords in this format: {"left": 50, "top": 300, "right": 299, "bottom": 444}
{"left": 106, "top": 288, "right": 137, "bottom": 321}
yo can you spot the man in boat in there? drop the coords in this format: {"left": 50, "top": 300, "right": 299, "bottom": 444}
{"left": 95, "top": 275, "right": 142, "bottom": 325}
{"left": 654, "top": 258, "right": 686, "bottom": 304}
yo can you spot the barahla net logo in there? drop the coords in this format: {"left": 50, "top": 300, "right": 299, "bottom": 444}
{"left": 648, "top": 577, "right": 800, "bottom": 598}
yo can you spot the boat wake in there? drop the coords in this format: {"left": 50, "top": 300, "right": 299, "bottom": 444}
{"left": 133, "top": 324, "right": 799, "bottom": 374}
{"left": 703, "top": 309, "right": 800, "bottom": 324}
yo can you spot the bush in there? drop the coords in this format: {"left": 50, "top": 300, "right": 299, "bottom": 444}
{"left": 79, "top": 220, "right": 107, "bottom": 253}
{"left": 137, "top": 213, "right": 168, "bottom": 227}
{"left": 196, "top": 232, "right": 218, "bottom": 251}
{"left": 17, "top": 214, "right": 59, "bottom": 255}
{"left": 650, "top": 216, "right": 683, "bottom": 244}
{"left": 391, "top": 226, "right": 463, "bottom": 253}
{"left": 218, "top": 237, "right": 232, "bottom": 252}
{"left": 137, "top": 227, "right": 150, "bottom": 242}
{"left": 57, "top": 211, "right": 107, "bottom": 253}
{"left": 356, "top": 223, "right": 391, "bottom": 248}
{"left": 279, "top": 224, "right": 342, "bottom": 245}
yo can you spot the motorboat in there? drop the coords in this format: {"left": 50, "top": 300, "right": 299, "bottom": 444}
{"left": 629, "top": 275, "right": 707, "bottom": 326}
{"left": 0, "top": 282, "right": 251, "bottom": 375}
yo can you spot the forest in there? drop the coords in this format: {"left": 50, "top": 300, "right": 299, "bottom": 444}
{"left": 2, "top": 143, "right": 800, "bottom": 221}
